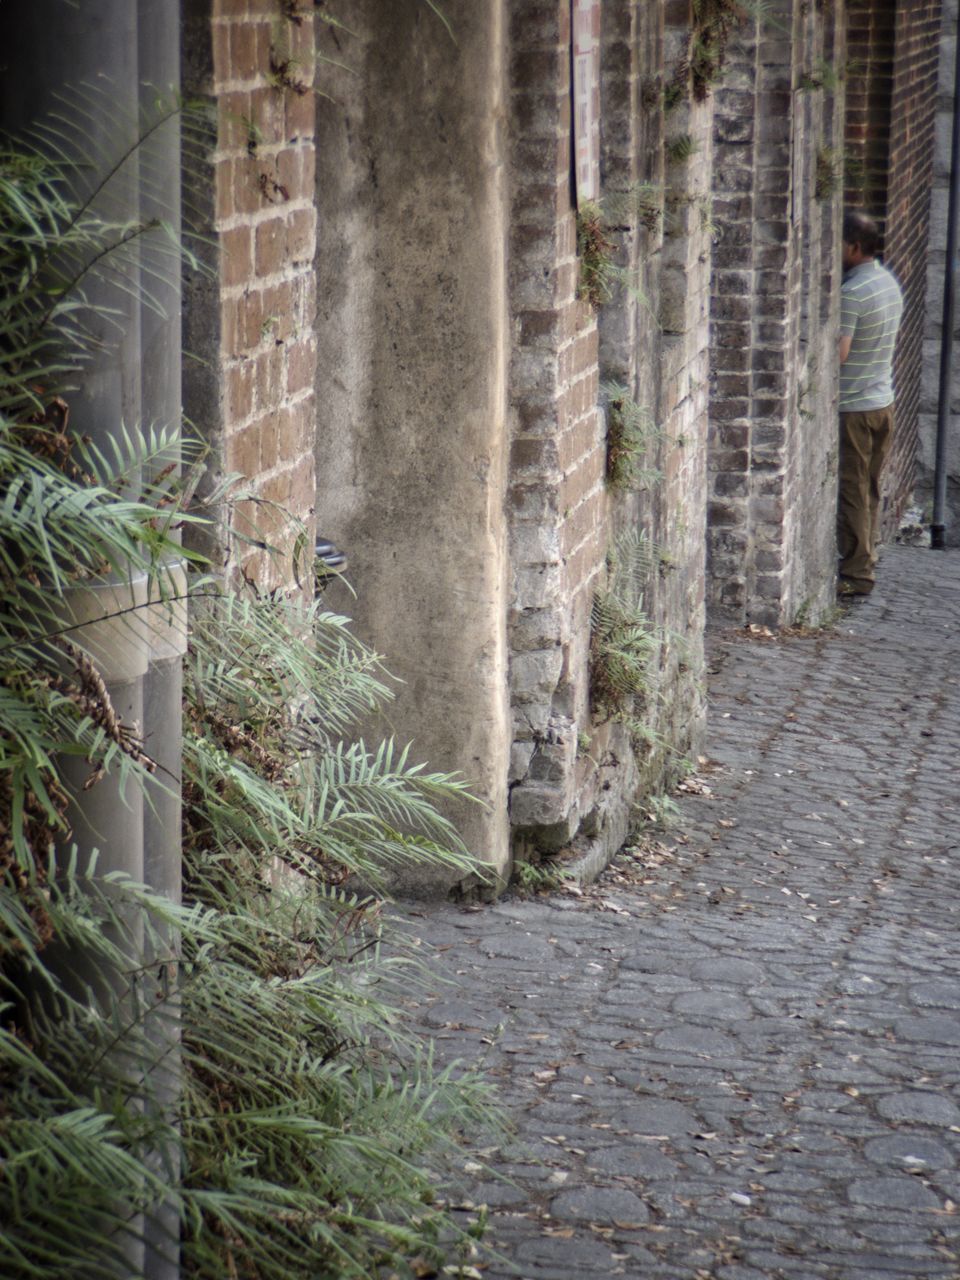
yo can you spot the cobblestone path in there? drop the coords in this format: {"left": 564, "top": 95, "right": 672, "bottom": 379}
{"left": 397, "top": 544, "right": 960, "bottom": 1279}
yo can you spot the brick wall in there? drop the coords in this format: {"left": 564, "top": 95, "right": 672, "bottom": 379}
{"left": 599, "top": 0, "right": 709, "bottom": 799}
{"left": 183, "top": 0, "right": 317, "bottom": 586}
{"left": 845, "top": 0, "right": 942, "bottom": 533}
{"left": 651, "top": 1, "right": 711, "bottom": 762}
{"left": 707, "top": 11, "right": 760, "bottom": 622}
{"left": 707, "top": 0, "right": 841, "bottom": 627}
{"left": 507, "top": 0, "right": 613, "bottom": 849}
{"left": 844, "top": 0, "right": 895, "bottom": 218}
{"left": 507, "top": 0, "right": 711, "bottom": 863}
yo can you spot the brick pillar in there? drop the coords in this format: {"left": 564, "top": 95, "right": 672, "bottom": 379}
{"left": 506, "top": 0, "right": 612, "bottom": 849}
{"left": 182, "top": 0, "right": 317, "bottom": 586}
{"left": 707, "top": 12, "right": 760, "bottom": 623}
{"left": 653, "top": 0, "right": 712, "bottom": 752}
{"left": 708, "top": 0, "right": 842, "bottom": 627}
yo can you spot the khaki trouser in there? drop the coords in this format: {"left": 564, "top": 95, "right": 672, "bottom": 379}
{"left": 837, "top": 406, "right": 894, "bottom": 588}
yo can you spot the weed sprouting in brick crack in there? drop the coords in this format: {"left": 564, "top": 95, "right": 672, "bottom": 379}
{"left": 674, "top": 0, "right": 750, "bottom": 103}
{"left": 602, "top": 382, "right": 664, "bottom": 492}
{"left": 815, "top": 145, "right": 843, "bottom": 200}
{"left": 590, "top": 531, "right": 662, "bottom": 736}
{"left": 269, "top": 47, "right": 311, "bottom": 95}
{"left": 800, "top": 58, "right": 843, "bottom": 94}
{"left": 665, "top": 133, "right": 699, "bottom": 165}
{"left": 602, "top": 181, "right": 664, "bottom": 234}
{"left": 576, "top": 189, "right": 660, "bottom": 311}
{"left": 576, "top": 199, "right": 618, "bottom": 307}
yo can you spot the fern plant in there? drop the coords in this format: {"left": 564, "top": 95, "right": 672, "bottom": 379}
{"left": 575, "top": 200, "right": 618, "bottom": 307}
{"left": 0, "top": 104, "right": 496, "bottom": 1280}
{"left": 602, "top": 382, "right": 663, "bottom": 492}
{"left": 589, "top": 531, "right": 662, "bottom": 729}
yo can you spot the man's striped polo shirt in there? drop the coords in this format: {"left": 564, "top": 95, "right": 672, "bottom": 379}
{"left": 839, "top": 258, "right": 903, "bottom": 412}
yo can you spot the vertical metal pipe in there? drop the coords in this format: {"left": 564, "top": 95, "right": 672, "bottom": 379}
{"left": 137, "top": 4, "right": 185, "bottom": 1275}
{"left": 932, "top": 8, "right": 960, "bottom": 548}
{"left": 58, "top": 580, "right": 150, "bottom": 1278}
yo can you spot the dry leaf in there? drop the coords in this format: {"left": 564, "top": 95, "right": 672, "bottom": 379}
{"left": 600, "top": 899, "right": 631, "bottom": 915}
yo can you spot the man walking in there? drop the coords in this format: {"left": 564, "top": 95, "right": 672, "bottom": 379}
{"left": 837, "top": 209, "right": 904, "bottom": 597}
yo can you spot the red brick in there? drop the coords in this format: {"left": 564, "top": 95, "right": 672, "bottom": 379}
{"left": 225, "top": 358, "right": 255, "bottom": 421}
{"left": 215, "top": 1, "right": 249, "bottom": 21}
{"left": 278, "top": 400, "right": 312, "bottom": 459}
{"left": 237, "top": 289, "right": 264, "bottom": 351}
{"left": 285, "top": 86, "right": 315, "bottom": 137}
{"left": 230, "top": 20, "right": 260, "bottom": 79}
{"left": 254, "top": 347, "right": 283, "bottom": 410}
{"left": 285, "top": 339, "right": 316, "bottom": 396}
{"left": 276, "top": 146, "right": 305, "bottom": 199}
{"left": 221, "top": 225, "right": 252, "bottom": 287}
{"left": 260, "top": 281, "right": 294, "bottom": 340}
{"left": 287, "top": 207, "right": 316, "bottom": 262}
{"left": 212, "top": 21, "right": 231, "bottom": 80}
{"left": 215, "top": 156, "right": 236, "bottom": 222}
{"left": 261, "top": 469, "right": 293, "bottom": 506}
{"left": 229, "top": 422, "right": 260, "bottom": 479}
{"left": 255, "top": 215, "right": 288, "bottom": 276}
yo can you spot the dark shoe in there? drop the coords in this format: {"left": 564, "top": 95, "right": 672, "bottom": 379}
{"left": 837, "top": 576, "right": 872, "bottom": 599}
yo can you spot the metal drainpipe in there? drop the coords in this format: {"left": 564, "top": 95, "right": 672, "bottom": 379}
{"left": 59, "top": 577, "right": 149, "bottom": 1277}
{"left": 931, "top": 10, "right": 960, "bottom": 549}
{"left": 138, "top": 3, "right": 185, "bottom": 1274}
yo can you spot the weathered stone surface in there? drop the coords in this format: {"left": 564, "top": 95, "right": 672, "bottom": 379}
{"left": 549, "top": 1185, "right": 649, "bottom": 1224}
{"left": 313, "top": 5, "right": 512, "bottom": 890}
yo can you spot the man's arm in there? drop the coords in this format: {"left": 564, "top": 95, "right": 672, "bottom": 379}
{"left": 838, "top": 334, "right": 852, "bottom": 365}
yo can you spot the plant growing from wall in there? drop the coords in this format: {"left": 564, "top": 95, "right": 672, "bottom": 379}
{"left": 800, "top": 59, "right": 842, "bottom": 93}
{"left": 576, "top": 199, "right": 618, "bottom": 307}
{"left": 589, "top": 532, "right": 661, "bottom": 735}
{"left": 815, "top": 144, "right": 843, "bottom": 200}
{"left": 0, "top": 113, "right": 495, "bottom": 1280}
{"left": 602, "top": 382, "right": 663, "bottom": 492}
{"left": 576, "top": 188, "right": 663, "bottom": 312}
{"left": 665, "top": 133, "right": 699, "bottom": 165}
{"left": 668, "top": 0, "right": 748, "bottom": 105}
{"left": 602, "top": 182, "right": 664, "bottom": 234}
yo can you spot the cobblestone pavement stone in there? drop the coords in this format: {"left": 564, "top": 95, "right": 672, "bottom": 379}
{"left": 394, "top": 544, "right": 960, "bottom": 1279}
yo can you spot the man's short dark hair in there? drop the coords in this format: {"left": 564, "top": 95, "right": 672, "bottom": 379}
{"left": 843, "top": 210, "right": 881, "bottom": 257}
